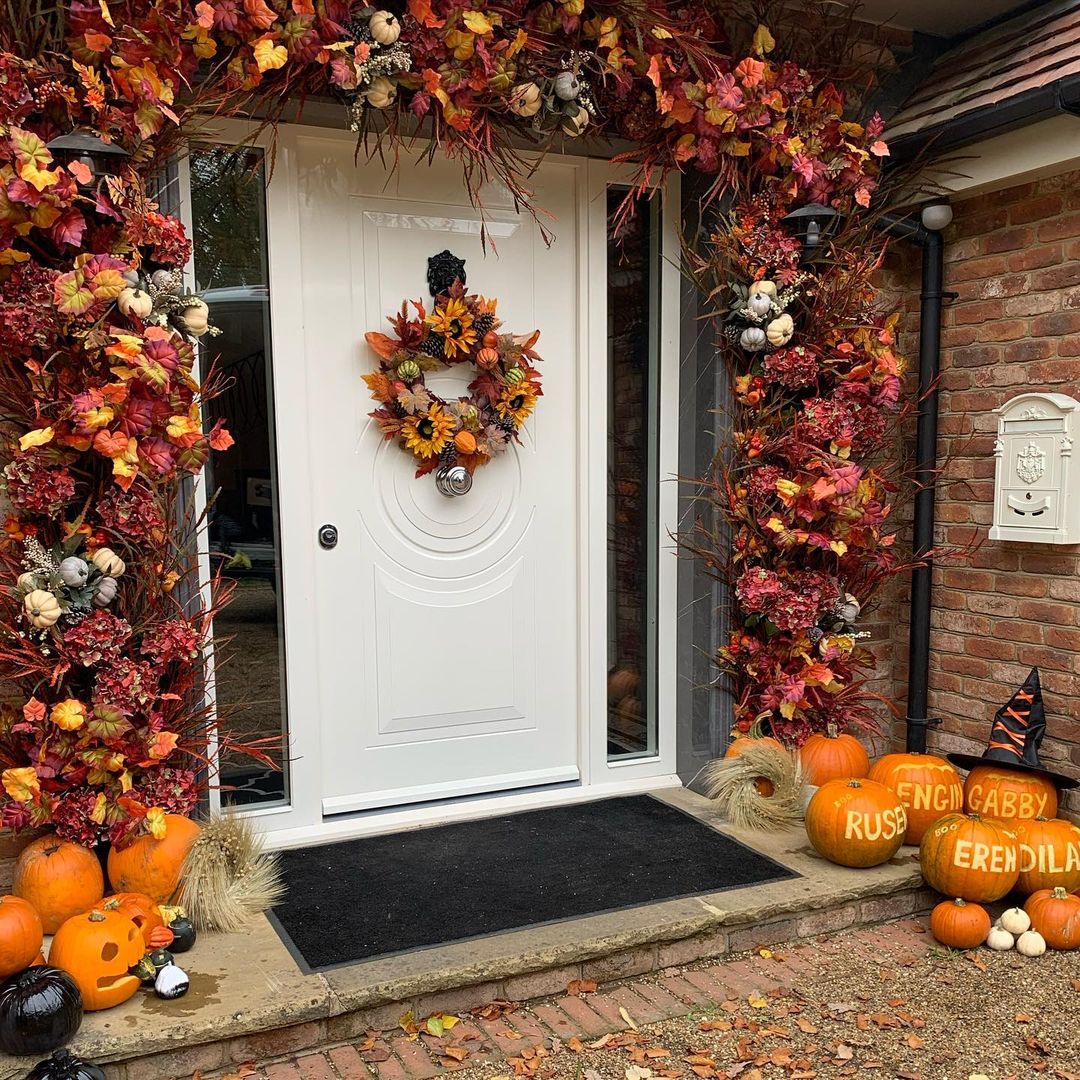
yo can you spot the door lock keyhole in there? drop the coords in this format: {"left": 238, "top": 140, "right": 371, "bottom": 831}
{"left": 318, "top": 523, "right": 338, "bottom": 549}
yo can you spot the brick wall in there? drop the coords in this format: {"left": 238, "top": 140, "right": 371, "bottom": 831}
{"left": 888, "top": 169, "right": 1080, "bottom": 813}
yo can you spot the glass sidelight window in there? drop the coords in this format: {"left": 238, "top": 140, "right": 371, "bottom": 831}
{"left": 190, "top": 146, "right": 289, "bottom": 808}
{"left": 607, "top": 190, "right": 661, "bottom": 760}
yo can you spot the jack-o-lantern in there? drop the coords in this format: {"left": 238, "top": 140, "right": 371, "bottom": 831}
{"left": 799, "top": 724, "right": 869, "bottom": 786}
{"left": 805, "top": 778, "right": 908, "bottom": 868}
{"left": 963, "top": 764, "right": 1057, "bottom": 823}
{"left": 107, "top": 893, "right": 166, "bottom": 949}
{"left": 919, "top": 812, "right": 1019, "bottom": 903}
{"left": 48, "top": 906, "right": 145, "bottom": 1011}
{"left": 1014, "top": 817, "right": 1080, "bottom": 895}
{"left": 107, "top": 814, "right": 200, "bottom": 903}
{"left": 868, "top": 752, "right": 963, "bottom": 845}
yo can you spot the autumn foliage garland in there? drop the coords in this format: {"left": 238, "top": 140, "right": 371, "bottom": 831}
{"left": 0, "top": 0, "right": 895, "bottom": 845}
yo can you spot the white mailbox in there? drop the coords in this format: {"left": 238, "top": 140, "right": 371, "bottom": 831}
{"left": 990, "top": 392, "right": 1080, "bottom": 544}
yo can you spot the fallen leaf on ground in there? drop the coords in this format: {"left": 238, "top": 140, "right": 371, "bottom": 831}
{"left": 568, "top": 1037, "right": 584, "bottom": 1052}
{"left": 620, "top": 1005, "right": 639, "bottom": 1030}
{"left": 1016, "top": 1012, "right": 1033, "bottom": 1023}
{"left": 748, "top": 993, "right": 768, "bottom": 1009}
{"left": 626, "top": 1067, "right": 653, "bottom": 1080}
{"left": 796, "top": 1018, "right": 818, "bottom": 1034}
{"left": 568, "top": 978, "right": 599, "bottom": 996}
{"left": 907, "top": 1034, "right": 925, "bottom": 1050}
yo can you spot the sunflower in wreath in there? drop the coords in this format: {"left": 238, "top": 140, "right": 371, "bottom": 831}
{"left": 364, "top": 281, "right": 543, "bottom": 482}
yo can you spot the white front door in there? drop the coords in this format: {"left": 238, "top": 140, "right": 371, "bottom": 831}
{"left": 290, "top": 134, "right": 584, "bottom": 815}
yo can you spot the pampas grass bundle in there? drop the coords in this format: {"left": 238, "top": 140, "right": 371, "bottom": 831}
{"left": 701, "top": 742, "right": 807, "bottom": 831}
{"left": 180, "top": 814, "right": 285, "bottom": 933}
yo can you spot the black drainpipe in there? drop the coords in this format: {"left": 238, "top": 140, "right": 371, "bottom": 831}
{"left": 877, "top": 214, "right": 954, "bottom": 752}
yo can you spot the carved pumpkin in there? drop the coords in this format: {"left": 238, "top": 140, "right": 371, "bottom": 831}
{"left": 107, "top": 893, "right": 165, "bottom": 949}
{"left": 0, "top": 896, "right": 44, "bottom": 979}
{"left": 24, "top": 590, "right": 61, "bottom": 629}
{"left": 919, "top": 812, "right": 1019, "bottom": 903}
{"left": 963, "top": 764, "right": 1057, "bottom": 823}
{"left": 368, "top": 9, "right": 400, "bottom": 44}
{"left": 509, "top": 82, "right": 542, "bottom": 118}
{"left": 90, "top": 548, "right": 125, "bottom": 579}
{"left": 116, "top": 287, "right": 153, "bottom": 320}
{"left": 765, "top": 314, "right": 794, "bottom": 347}
{"left": 868, "top": 752, "right": 963, "bottom": 844}
{"left": 1013, "top": 816, "right": 1080, "bottom": 895}
{"left": 13, "top": 837, "right": 105, "bottom": 934}
{"left": 799, "top": 724, "right": 869, "bottom": 786}
{"left": 1024, "top": 886, "right": 1080, "bottom": 951}
{"left": 49, "top": 907, "right": 144, "bottom": 1011}
{"left": 805, "top": 778, "right": 908, "bottom": 868}
{"left": 107, "top": 814, "right": 200, "bottom": 903}
{"left": 929, "top": 898, "right": 990, "bottom": 950}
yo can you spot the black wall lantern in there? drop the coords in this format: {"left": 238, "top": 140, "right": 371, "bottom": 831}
{"left": 46, "top": 129, "right": 130, "bottom": 182}
{"left": 781, "top": 202, "right": 839, "bottom": 254}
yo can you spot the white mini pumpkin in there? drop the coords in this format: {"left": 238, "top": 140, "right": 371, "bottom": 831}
{"left": 17, "top": 572, "right": 38, "bottom": 591}
{"left": 91, "top": 547, "right": 126, "bottom": 578}
{"left": 24, "top": 590, "right": 61, "bottom": 629}
{"left": 368, "top": 10, "right": 400, "bottom": 45}
{"left": 766, "top": 314, "right": 795, "bottom": 347}
{"left": 365, "top": 76, "right": 398, "bottom": 110}
{"left": 117, "top": 287, "right": 153, "bottom": 320}
{"left": 122, "top": 269, "right": 141, "bottom": 286}
{"left": 509, "top": 82, "right": 542, "bottom": 118}
{"left": 553, "top": 71, "right": 581, "bottom": 101}
{"left": 1016, "top": 929, "right": 1046, "bottom": 957}
{"left": 746, "top": 292, "right": 773, "bottom": 318}
{"left": 151, "top": 268, "right": 176, "bottom": 291}
{"left": 93, "top": 577, "right": 119, "bottom": 608}
{"left": 179, "top": 299, "right": 210, "bottom": 337}
{"left": 985, "top": 925, "right": 1014, "bottom": 951}
{"left": 999, "top": 907, "right": 1031, "bottom": 936}
{"left": 58, "top": 556, "right": 90, "bottom": 587}
{"left": 749, "top": 280, "right": 777, "bottom": 300}
{"left": 560, "top": 105, "right": 590, "bottom": 137}
{"left": 740, "top": 326, "right": 768, "bottom": 352}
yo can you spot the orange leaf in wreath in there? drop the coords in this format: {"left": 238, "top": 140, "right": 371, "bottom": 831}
{"left": 365, "top": 331, "right": 398, "bottom": 360}
{"left": 363, "top": 371, "right": 394, "bottom": 401}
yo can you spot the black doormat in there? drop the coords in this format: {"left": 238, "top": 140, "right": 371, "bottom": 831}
{"left": 268, "top": 795, "right": 798, "bottom": 972}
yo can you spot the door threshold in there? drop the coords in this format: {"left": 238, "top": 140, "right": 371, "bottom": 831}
{"left": 255, "top": 773, "right": 682, "bottom": 851}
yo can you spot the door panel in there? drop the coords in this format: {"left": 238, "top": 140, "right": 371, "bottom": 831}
{"left": 293, "top": 135, "right": 582, "bottom": 815}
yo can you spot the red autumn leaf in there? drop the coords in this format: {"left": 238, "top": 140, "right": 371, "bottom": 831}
{"left": 93, "top": 429, "right": 130, "bottom": 457}
{"left": 243, "top": 0, "right": 278, "bottom": 30}
{"left": 68, "top": 159, "right": 93, "bottom": 185}
{"left": 364, "top": 332, "right": 398, "bottom": 360}
{"left": 209, "top": 420, "right": 235, "bottom": 451}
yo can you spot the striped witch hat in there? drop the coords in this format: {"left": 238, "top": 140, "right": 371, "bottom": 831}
{"left": 949, "top": 667, "right": 1078, "bottom": 789}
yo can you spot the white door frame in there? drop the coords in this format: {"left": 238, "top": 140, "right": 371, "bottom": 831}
{"left": 184, "top": 119, "right": 682, "bottom": 849}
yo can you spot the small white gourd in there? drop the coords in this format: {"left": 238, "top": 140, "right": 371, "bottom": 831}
{"left": 553, "top": 71, "right": 581, "bottom": 101}
{"left": 58, "top": 556, "right": 90, "bottom": 587}
{"left": 509, "top": 82, "right": 542, "bottom": 118}
{"left": 179, "top": 298, "right": 210, "bottom": 337}
{"left": 985, "top": 925, "right": 1014, "bottom": 951}
{"left": 749, "top": 279, "right": 777, "bottom": 299}
{"left": 1016, "top": 929, "right": 1046, "bottom": 957}
{"left": 368, "top": 10, "right": 401, "bottom": 45}
{"left": 117, "top": 287, "right": 154, "bottom": 320}
{"left": 154, "top": 962, "right": 190, "bottom": 999}
{"left": 365, "top": 75, "right": 398, "bottom": 110}
{"left": 740, "top": 326, "right": 768, "bottom": 352}
{"left": 999, "top": 907, "right": 1030, "bottom": 935}
{"left": 559, "top": 105, "right": 590, "bottom": 137}
{"left": 746, "top": 292, "right": 773, "bottom": 318}
{"left": 93, "top": 577, "right": 118, "bottom": 608}
{"left": 17, "top": 572, "right": 38, "bottom": 591}
{"left": 91, "top": 547, "right": 126, "bottom": 578}
{"left": 766, "top": 313, "right": 795, "bottom": 347}
{"left": 24, "top": 590, "right": 61, "bottom": 629}
{"left": 151, "top": 268, "right": 176, "bottom": 291}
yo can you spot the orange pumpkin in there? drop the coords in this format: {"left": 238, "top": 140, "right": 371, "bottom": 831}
{"left": 805, "top": 778, "right": 908, "bottom": 868}
{"left": 1013, "top": 816, "right": 1080, "bottom": 895}
{"left": 108, "top": 892, "right": 165, "bottom": 947}
{"left": 0, "top": 895, "right": 44, "bottom": 978}
{"left": 868, "top": 752, "right": 963, "bottom": 844}
{"left": 929, "top": 898, "right": 991, "bottom": 950}
{"left": 963, "top": 764, "right": 1057, "bottom": 823}
{"left": 49, "top": 904, "right": 145, "bottom": 1010}
{"left": 607, "top": 667, "right": 639, "bottom": 703}
{"left": 1024, "top": 886, "right": 1080, "bottom": 951}
{"left": 919, "top": 812, "right": 1019, "bottom": 902}
{"left": 725, "top": 735, "right": 784, "bottom": 759}
{"left": 106, "top": 814, "right": 200, "bottom": 903}
{"left": 13, "top": 836, "right": 105, "bottom": 934}
{"left": 799, "top": 724, "right": 869, "bottom": 786}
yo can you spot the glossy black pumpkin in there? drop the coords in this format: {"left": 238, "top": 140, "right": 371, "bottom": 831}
{"left": 26, "top": 1049, "right": 106, "bottom": 1080}
{"left": 166, "top": 915, "right": 196, "bottom": 954}
{"left": 0, "top": 966, "right": 82, "bottom": 1056}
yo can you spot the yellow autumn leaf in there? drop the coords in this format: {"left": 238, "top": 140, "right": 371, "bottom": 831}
{"left": 99, "top": 0, "right": 114, "bottom": 26}
{"left": 51, "top": 699, "right": 88, "bottom": 731}
{"left": 19, "top": 426, "right": 54, "bottom": 451}
{"left": 775, "top": 479, "right": 801, "bottom": 500}
{"left": 764, "top": 517, "right": 785, "bottom": 533}
{"left": 779, "top": 701, "right": 797, "bottom": 720}
{"left": 748, "top": 992, "right": 768, "bottom": 1008}
{"left": 462, "top": 9, "right": 493, "bottom": 33}
{"left": 829, "top": 540, "right": 848, "bottom": 556}
{"left": 3, "top": 766, "right": 40, "bottom": 803}
{"left": 752, "top": 24, "right": 776, "bottom": 56}
{"left": 167, "top": 414, "right": 201, "bottom": 441}
{"left": 0, "top": 248, "right": 30, "bottom": 265}
{"left": 146, "top": 806, "right": 168, "bottom": 839}
{"left": 119, "top": 769, "right": 133, "bottom": 793}
{"left": 91, "top": 792, "right": 107, "bottom": 824}
{"left": 253, "top": 36, "right": 288, "bottom": 72}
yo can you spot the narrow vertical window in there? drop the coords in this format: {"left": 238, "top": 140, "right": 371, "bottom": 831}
{"left": 607, "top": 190, "right": 661, "bottom": 760}
{"left": 191, "top": 147, "right": 289, "bottom": 807}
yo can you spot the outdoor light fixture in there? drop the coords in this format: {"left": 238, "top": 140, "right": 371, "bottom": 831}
{"left": 919, "top": 198, "right": 954, "bottom": 232}
{"left": 781, "top": 202, "right": 840, "bottom": 252}
{"left": 46, "top": 129, "right": 130, "bottom": 181}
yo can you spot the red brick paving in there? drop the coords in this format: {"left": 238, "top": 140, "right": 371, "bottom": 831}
{"left": 199, "top": 919, "right": 932, "bottom": 1079}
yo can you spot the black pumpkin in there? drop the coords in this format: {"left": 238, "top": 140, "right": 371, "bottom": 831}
{"left": 0, "top": 966, "right": 82, "bottom": 1056}
{"left": 166, "top": 915, "right": 196, "bottom": 954}
{"left": 26, "top": 1049, "right": 106, "bottom": 1080}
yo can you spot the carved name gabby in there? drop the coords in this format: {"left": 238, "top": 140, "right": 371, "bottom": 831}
{"left": 966, "top": 783, "right": 1051, "bottom": 820}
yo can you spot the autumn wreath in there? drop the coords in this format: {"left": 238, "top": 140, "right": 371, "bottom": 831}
{"left": 364, "top": 277, "right": 543, "bottom": 484}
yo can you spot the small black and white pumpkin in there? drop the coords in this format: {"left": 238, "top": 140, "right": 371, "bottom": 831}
{"left": 154, "top": 963, "right": 189, "bottom": 1000}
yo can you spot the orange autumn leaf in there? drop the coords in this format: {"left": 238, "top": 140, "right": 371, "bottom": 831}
{"left": 365, "top": 331, "right": 398, "bottom": 360}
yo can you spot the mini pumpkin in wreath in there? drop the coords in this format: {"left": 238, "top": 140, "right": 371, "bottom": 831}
{"left": 364, "top": 270, "right": 542, "bottom": 490}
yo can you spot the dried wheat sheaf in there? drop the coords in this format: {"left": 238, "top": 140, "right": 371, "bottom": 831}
{"left": 701, "top": 743, "right": 807, "bottom": 831}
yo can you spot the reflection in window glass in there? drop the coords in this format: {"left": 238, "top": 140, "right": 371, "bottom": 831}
{"left": 607, "top": 190, "right": 660, "bottom": 760}
{"left": 191, "top": 147, "right": 289, "bottom": 807}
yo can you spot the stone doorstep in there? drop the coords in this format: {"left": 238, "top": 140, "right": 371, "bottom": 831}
{"left": 0, "top": 788, "right": 932, "bottom": 1080}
